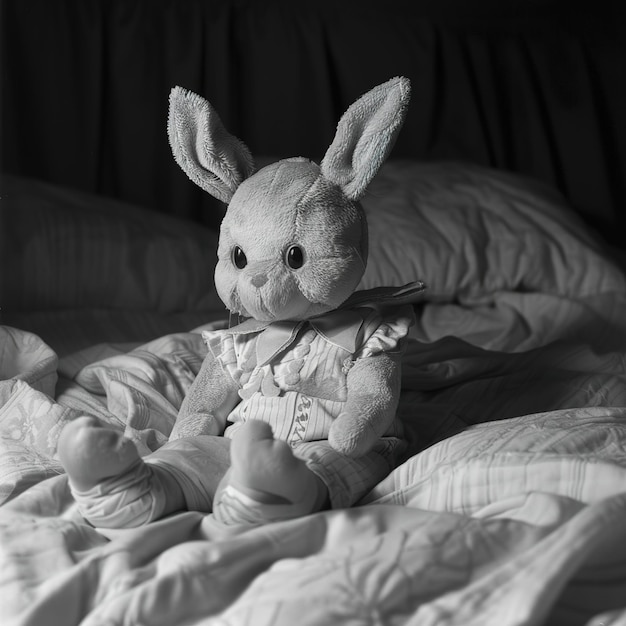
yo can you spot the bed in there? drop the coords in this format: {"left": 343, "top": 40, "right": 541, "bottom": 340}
{"left": 2, "top": 1, "right": 626, "bottom": 624}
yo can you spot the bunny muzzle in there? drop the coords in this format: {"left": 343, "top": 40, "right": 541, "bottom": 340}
{"left": 225, "top": 260, "right": 312, "bottom": 321}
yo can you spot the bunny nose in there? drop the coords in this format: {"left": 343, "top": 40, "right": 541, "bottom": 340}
{"left": 251, "top": 273, "right": 268, "bottom": 288}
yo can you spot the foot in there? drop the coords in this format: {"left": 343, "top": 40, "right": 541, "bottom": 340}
{"left": 57, "top": 416, "right": 140, "bottom": 491}
{"left": 57, "top": 416, "right": 185, "bottom": 527}
{"left": 212, "top": 420, "right": 329, "bottom": 526}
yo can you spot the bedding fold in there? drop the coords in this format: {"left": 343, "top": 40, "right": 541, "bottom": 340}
{"left": 2, "top": 321, "right": 626, "bottom": 624}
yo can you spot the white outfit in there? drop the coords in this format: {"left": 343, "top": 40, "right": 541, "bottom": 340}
{"left": 204, "top": 304, "right": 413, "bottom": 508}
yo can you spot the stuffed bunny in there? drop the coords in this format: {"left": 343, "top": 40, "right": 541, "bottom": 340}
{"left": 58, "top": 77, "right": 424, "bottom": 530}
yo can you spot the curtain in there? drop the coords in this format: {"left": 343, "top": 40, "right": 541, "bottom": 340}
{"left": 2, "top": 0, "right": 624, "bottom": 237}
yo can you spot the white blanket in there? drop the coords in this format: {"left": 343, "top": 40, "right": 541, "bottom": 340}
{"left": 2, "top": 321, "right": 626, "bottom": 626}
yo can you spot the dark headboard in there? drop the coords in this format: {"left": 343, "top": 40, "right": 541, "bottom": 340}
{"left": 2, "top": 0, "right": 625, "bottom": 240}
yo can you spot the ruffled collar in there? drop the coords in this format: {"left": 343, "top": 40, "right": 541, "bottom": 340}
{"left": 225, "top": 282, "right": 425, "bottom": 367}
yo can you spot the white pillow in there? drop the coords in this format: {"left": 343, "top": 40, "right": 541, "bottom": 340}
{"left": 359, "top": 161, "right": 626, "bottom": 302}
{"left": 363, "top": 407, "right": 626, "bottom": 514}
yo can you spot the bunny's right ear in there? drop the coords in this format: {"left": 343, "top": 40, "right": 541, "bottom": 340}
{"left": 168, "top": 87, "right": 256, "bottom": 203}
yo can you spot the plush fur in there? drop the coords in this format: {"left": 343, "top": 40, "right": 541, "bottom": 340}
{"left": 217, "top": 159, "right": 367, "bottom": 321}
{"left": 168, "top": 87, "right": 256, "bottom": 203}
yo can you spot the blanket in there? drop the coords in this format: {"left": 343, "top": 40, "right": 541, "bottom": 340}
{"left": 2, "top": 321, "right": 626, "bottom": 626}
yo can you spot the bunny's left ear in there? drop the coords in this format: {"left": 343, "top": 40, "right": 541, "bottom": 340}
{"left": 168, "top": 86, "right": 256, "bottom": 203}
{"left": 320, "top": 77, "right": 411, "bottom": 200}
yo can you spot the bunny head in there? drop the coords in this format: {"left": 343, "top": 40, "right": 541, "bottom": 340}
{"left": 168, "top": 77, "right": 411, "bottom": 322}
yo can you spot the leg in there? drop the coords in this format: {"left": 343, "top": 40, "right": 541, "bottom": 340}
{"left": 212, "top": 420, "right": 329, "bottom": 527}
{"left": 58, "top": 416, "right": 231, "bottom": 528}
{"left": 57, "top": 416, "right": 186, "bottom": 527}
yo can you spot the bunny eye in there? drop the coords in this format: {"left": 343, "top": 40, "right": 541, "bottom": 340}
{"left": 284, "top": 245, "right": 305, "bottom": 270}
{"left": 231, "top": 246, "right": 247, "bottom": 269}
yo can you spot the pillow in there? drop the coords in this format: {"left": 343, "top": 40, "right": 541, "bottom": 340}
{"left": 2, "top": 174, "right": 222, "bottom": 314}
{"left": 359, "top": 161, "right": 626, "bottom": 302}
{"left": 363, "top": 406, "right": 626, "bottom": 514}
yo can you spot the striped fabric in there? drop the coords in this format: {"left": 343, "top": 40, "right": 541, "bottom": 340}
{"left": 363, "top": 407, "right": 626, "bottom": 514}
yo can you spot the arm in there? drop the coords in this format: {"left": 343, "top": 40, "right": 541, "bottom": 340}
{"left": 328, "top": 351, "right": 402, "bottom": 457}
{"left": 170, "top": 350, "right": 240, "bottom": 440}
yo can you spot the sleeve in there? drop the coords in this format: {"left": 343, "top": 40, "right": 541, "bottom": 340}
{"left": 202, "top": 330, "right": 242, "bottom": 386}
{"left": 354, "top": 304, "right": 415, "bottom": 360}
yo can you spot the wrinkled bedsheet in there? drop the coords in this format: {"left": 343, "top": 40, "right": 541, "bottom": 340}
{"left": 2, "top": 313, "right": 626, "bottom": 626}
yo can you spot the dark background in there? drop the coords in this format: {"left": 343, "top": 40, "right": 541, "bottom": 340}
{"left": 2, "top": 0, "right": 625, "bottom": 239}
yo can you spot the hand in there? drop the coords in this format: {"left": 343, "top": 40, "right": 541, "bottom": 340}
{"left": 329, "top": 411, "right": 379, "bottom": 457}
